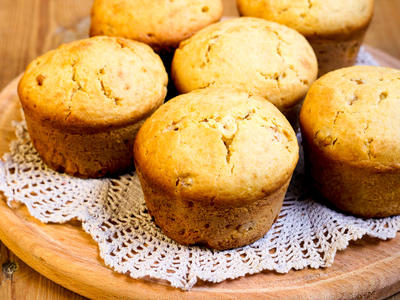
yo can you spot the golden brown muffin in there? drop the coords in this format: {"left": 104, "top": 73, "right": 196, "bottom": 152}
{"left": 18, "top": 36, "right": 168, "bottom": 178}
{"left": 90, "top": 0, "right": 223, "bottom": 53}
{"left": 171, "top": 17, "right": 317, "bottom": 117}
{"left": 237, "top": 0, "right": 374, "bottom": 76}
{"left": 300, "top": 66, "right": 400, "bottom": 218}
{"left": 134, "top": 88, "right": 299, "bottom": 250}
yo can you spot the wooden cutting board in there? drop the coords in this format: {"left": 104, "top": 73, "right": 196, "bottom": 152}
{"left": 1, "top": 49, "right": 400, "bottom": 300}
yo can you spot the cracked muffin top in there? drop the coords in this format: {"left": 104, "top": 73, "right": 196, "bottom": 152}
{"left": 171, "top": 17, "right": 318, "bottom": 111}
{"left": 90, "top": 0, "right": 223, "bottom": 52}
{"left": 300, "top": 66, "right": 400, "bottom": 168}
{"left": 134, "top": 88, "right": 299, "bottom": 205}
{"left": 237, "top": 0, "right": 374, "bottom": 39}
{"left": 18, "top": 36, "right": 168, "bottom": 131}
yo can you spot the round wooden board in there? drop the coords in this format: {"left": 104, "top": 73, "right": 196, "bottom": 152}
{"left": 1, "top": 49, "right": 400, "bottom": 300}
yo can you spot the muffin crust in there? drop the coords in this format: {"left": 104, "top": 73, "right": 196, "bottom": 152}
{"left": 237, "top": 0, "right": 374, "bottom": 39}
{"left": 134, "top": 88, "right": 299, "bottom": 249}
{"left": 18, "top": 36, "right": 168, "bottom": 177}
{"left": 300, "top": 66, "right": 400, "bottom": 217}
{"left": 237, "top": 0, "right": 374, "bottom": 75}
{"left": 90, "top": 0, "right": 223, "bottom": 52}
{"left": 171, "top": 17, "right": 317, "bottom": 112}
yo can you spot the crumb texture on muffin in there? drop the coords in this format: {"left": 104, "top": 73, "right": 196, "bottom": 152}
{"left": 18, "top": 36, "right": 168, "bottom": 131}
{"left": 18, "top": 36, "right": 168, "bottom": 178}
{"left": 300, "top": 66, "right": 400, "bottom": 217}
{"left": 135, "top": 88, "right": 299, "bottom": 205}
{"left": 134, "top": 88, "right": 299, "bottom": 249}
{"left": 301, "top": 66, "right": 400, "bottom": 167}
{"left": 90, "top": 0, "right": 223, "bottom": 51}
{"left": 237, "top": 0, "right": 374, "bottom": 76}
{"left": 172, "top": 17, "right": 317, "bottom": 111}
{"left": 237, "top": 0, "right": 374, "bottom": 39}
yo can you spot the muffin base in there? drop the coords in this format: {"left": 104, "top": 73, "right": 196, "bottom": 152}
{"left": 25, "top": 115, "right": 143, "bottom": 178}
{"left": 137, "top": 169, "right": 290, "bottom": 250}
{"left": 309, "top": 31, "right": 367, "bottom": 77}
{"left": 303, "top": 140, "right": 400, "bottom": 218}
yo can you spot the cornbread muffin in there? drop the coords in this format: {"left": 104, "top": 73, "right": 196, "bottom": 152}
{"left": 18, "top": 36, "right": 168, "bottom": 178}
{"left": 300, "top": 66, "right": 400, "bottom": 218}
{"left": 171, "top": 17, "right": 318, "bottom": 116}
{"left": 237, "top": 0, "right": 374, "bottom": 76}
{"left": 134, "top": 88, "right": 299, "bottom": 250}
{"left": 90, "top": 0, "right": 223, "bottom": 53}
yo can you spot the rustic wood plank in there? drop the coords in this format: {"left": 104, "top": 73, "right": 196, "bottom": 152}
{"left": 0, "top": 0, "right": 92, "bottom": 90}
{"left": 0, "top": 246, "right": 84, "bottom": 300}
{"left": 0, "top": 0, "right": 91, "bottom": 298}
{"left": 1, "top": 51, "right": 400, "bottom": 299}
{"left": 0, "top": 0, "right": 400, "bottom": 299}
{"left": 364, "top": 0, "right": 400, "bottom": 61}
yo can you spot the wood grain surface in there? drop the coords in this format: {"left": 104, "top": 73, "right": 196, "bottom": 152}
{"left": 1, "top": 69, "right": 400, "bottom": 300}
{"left": 1, "top": 0, "right": 400, "bottom": 299}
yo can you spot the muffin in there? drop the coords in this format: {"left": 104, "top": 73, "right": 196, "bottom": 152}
{"left": 90, "top": 0, "right": 223, "bottom": 53}
{"left": 300, "top": 66, "right": 400, "bottom": 218}
{"left": 237, "top": 0, "right": 374, "bottom": 76}
{"left": 18, "top": 36, "right": 168, "bottom": 178}
{"left": 171, "top": 17, "right": 318, "bottom": 118}
{"left": 134, "top": 88, "right": 299, "bottom": 250}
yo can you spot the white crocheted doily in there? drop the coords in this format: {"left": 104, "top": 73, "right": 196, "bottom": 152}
{"left": 1, "top": 48, "right": 398, "bottom": 290}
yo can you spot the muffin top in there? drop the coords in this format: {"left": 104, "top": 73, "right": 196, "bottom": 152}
{"left": 90, "top": 0, "right": 223, "bottom": 52}
{"left": 134, "top": 88, "right": 299, "bottom": 206}
{"left": 18, "top": 36, "right": 168, "bottom": 131}
{"left": 300, "top": 66, "right": 400, "bottom": 169}
{"left": 237, "top": 0, "right": 374, "bottom": 39}
{"left": 171, "top": 17, "right": 317, "bottom": 111}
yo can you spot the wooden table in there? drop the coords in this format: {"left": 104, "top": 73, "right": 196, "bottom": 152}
{"left": 1, "top": 0, "right": 400, "bottom": 299}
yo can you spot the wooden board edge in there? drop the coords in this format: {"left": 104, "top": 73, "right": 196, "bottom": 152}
{"left": 1, "top": 48, "right": 400, "bottom": 299}
{"left": 2, "top": 197, "right": 400, "bottom": 300}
